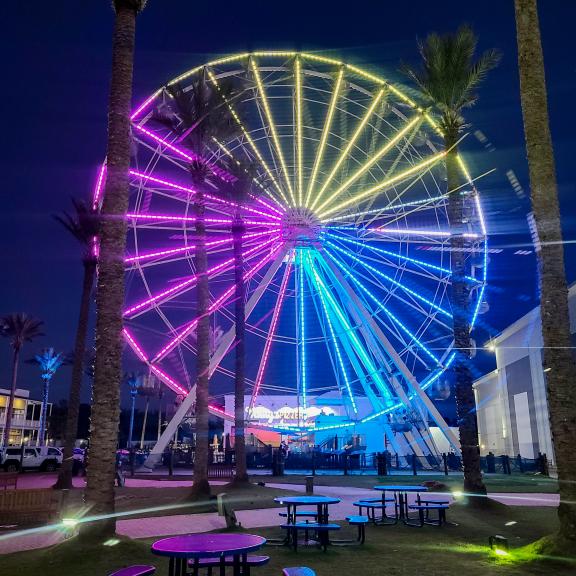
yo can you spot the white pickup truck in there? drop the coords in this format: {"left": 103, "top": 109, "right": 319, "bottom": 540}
{"left": 1, "top": 446, "right": 63, "bottom": 472}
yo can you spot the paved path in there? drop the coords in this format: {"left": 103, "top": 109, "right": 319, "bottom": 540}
{"left": 0, "top": 479, "right": 559, "bottom": 555}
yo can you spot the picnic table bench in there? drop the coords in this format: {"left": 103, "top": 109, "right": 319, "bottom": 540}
{"left": 0, "top": 472, "right": 18, "bottom": 491}
{"left": 0, "top": 488, "right": 61, "bottom": 526}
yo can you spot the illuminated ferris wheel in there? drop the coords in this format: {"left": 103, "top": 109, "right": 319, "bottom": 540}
{"left": 93, "top": 52, "right": 488, "bottom": 458}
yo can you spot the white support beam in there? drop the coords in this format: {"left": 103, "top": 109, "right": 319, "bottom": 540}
{"left": 321, "top": 254, "right": 460, "bottom": 455}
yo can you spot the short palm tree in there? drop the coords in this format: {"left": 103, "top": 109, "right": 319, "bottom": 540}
{"left": 1, "top": 314, "right": 44, "bottom": 446}
{"left": 515, "top": 0, "right": 576, "bottom": 550}
{"left": 154, "top": 74, "right": 240, "bottom": 497}
{"left": 402, "top": 25, "right": 500, "bottom": 499}
{"left": 28, "top": 348, "right": 65, "bottom": 446}
{"left": 53, "top": 198, "right": 100, "bottom": 489}
{"left": 84, "top": 0, "right": 146, "bottom": 540}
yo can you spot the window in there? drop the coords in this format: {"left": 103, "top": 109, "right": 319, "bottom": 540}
{"left": 48, "top": 448, "right": 61, "bottom": 456}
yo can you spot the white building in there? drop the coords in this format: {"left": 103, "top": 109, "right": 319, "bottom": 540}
{"left": 0, "top": 387, "right": 48, "bottom": 446}
{"left": 473, "top": 283, "right": 576, "bottom": 465}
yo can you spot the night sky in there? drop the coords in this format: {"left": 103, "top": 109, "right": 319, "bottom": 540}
{"left": 1, "top": 1, "right": 574, "bottom": 408}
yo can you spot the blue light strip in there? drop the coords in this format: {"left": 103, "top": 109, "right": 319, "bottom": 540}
{"left": 323, "top": 230, "right": 452, "bottom": 276}
{"left": 305, "top": 251, "right": 358, "bottom": 414}
{"left": 324, "top": 241, "right": 452, "bottom": 318}
{"left": 307, "top": 251, "right": 394, "bottom": 404}
{"left": 299, "top": 249, "right": 307, "bottom": 412}
{"left": 324, "top": 249, "right": 440, "bottom": 365}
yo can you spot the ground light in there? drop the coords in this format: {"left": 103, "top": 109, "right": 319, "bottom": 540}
{"left": 489, "top": 535, "right": 510, "bottom": 556}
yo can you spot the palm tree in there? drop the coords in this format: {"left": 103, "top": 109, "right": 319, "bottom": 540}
{"left": 1, "top": 314, "right": 44, "bottom": 446}
{"left": 53, "top": 199, "right": 100, "bottom": 489}
{"left": 28, "top": 348, "right": 65, "bottom": 446}
{"left": 154, "top": 75, "right": 240, "bottom": 497}
{"left": 225, "top": 165, "right": 257, "bottom": 484}
{"left": 83, "top": 0, "right": 146, "bottom": 539}
{"left": 402, "top": 25, "right": 500, "bottom": 498}
{"left": 514, "top": 0, "right": 576, "bottom": 549}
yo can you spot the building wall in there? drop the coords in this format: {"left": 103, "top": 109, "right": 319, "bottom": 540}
{"left": 474, "top": 283, "right": 576, "bottom": 464}
{"left": 0, "top": 387, "right": 45, "bottom": 445}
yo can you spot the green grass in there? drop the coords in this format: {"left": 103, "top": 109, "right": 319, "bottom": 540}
{"left": 257, "top": 474, "right": 559, "bottom": 494}
{"left": 3, "top": 505, "right": 574, "bottom": 575}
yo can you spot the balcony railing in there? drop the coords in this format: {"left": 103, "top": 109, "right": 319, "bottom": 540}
{"left": 0, "top": 415, "right": 41, "bottom": 429}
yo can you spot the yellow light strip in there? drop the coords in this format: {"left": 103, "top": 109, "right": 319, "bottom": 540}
{"left": 295, "top": 58, "right": 304, "bottom": 206}
{"left": 168, "top": 53, "right": 250, "bottom": 86}
{"left": 314, "top": 114, "right": 423, "bottom": 214}
{"left": 305, "top": 68, "right": 344, "bottom": 208}
{"left": 212, "top": 137, "right": 282, "bottom": 204}
{"left": 310, "top": 88, "right": 385, "bottom": 211}
{"left": 250, "top": 59, "right": 295, "bottom": 206}
{"left": 207, "top": 69, "right": 290, "bottom": 207}
{"left": 318, "top": 151, "right": 446, "bottom": 219}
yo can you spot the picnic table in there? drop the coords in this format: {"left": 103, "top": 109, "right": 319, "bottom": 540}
{"left": 274, "top": 496, "right": 341, "bottom": 549}
{"left": 151, "top": 533, "right": 266, "bottom": 576}
{"left": 373, "top": 485, "right": 428, "bottom": 521}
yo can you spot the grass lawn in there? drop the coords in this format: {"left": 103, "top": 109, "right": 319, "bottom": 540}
{"left": 4, "top": 505, "right": 573, "bottom": 575}
{"left": 256, "top": 473, "right": 559, "bottom": 494}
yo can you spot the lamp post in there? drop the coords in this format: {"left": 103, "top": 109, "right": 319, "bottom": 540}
{"left": 125, "top": 372, "right": 141, "bottom": 449}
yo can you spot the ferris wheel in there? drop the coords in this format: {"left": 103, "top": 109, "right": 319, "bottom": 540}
{"left": 93, "top": 52, "right": 488, "bottom": 460}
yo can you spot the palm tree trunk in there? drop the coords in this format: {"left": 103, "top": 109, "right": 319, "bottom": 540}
{"left": 446, "top": 134, "right": 487, "bottom": 499}
{"left": 192, "top": 190, "right": 211, "bottom": 498}
{"left": 3, "top": 347, "right": 20, "bottom": 446}
{"left": 515, "top": 0, "right": 576, "bottom": 546}
{"left": 83, "top": 3, "right": 137, "bottom": 540}
{"left": 140, "top": 396, "right": 149, "bottom": 449}
{"left": 37, "top": 378, "right": 51, "bottom": 446}
{"left": 55, "top": 262, "right": 96, "bottom": 489}
{"left": 232, "top": 213, "right": 248, "bottom": 482}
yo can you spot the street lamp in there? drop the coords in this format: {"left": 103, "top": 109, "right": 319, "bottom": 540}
{"left": 124, "top": 372, "right": 142, "bottom": 449}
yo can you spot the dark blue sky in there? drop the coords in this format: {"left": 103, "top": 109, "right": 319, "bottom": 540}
{"left": 1, "top": 1, "right": 574, "bottom": 405}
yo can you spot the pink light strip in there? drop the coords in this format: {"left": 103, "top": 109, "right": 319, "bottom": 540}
{"left": 124, "top": 235, "right": 280, "bottom": 317}
{"left": 125, "top": 229, "right": 277, "bottom": 264}
{"left": 130, "top": 170, "right": 282, "bottom": 221}
{"left": 248, "top": 193, "right": 285, "bottom": 216}
{"left": 131, "top": 92, "right": 161, "bottom": 121}
{"left": 123, "top": 328, "right": 149, "bottom": 363}
{"left": 151, "top": 241, "right": 283, "bottom": 363}
{"left": 135, "top": 125, "right": 233, "bottom": 183}
{"left": 208, "top": 404, "right": 234, "bottom": 420}
{"left": 149, "top": 365, "right": 188, "bottom": 395}
{"left": 249, "top": 258, "right": 293, "bottom": 412}
{"left": 370, "top": 227, "right": 479, "bottom": 239}
{"left": 92, "top": 163, "right": 107, "bottom": 209}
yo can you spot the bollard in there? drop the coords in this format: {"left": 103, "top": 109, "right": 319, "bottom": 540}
{"left": 305, "top": 475, "right": 314, "bottom": 495}
{"left": 412, "top": 454, "right": 418, "bottom": 476}
{"left": 442, "top": 453, "right": 448, "bottom": 476}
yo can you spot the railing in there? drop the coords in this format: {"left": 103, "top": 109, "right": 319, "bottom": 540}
{"left": 0, "top": 416, "right": 41, "bottom": 429}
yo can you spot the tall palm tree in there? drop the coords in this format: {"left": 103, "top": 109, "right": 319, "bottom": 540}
{"left": 1, "top": 314, "right": 44, "bottom": 446}
{"left": 83, "top": 0, "right": 146, "bottom": 539}
{"left": 28, "top": 348, "right": 65, "bottom": 446}
{"left": 53, "top": 199, "right": 100, "bottom": 489}
{"left": 402, "top": 25, "right": 500, "bottom": 498}
{"left": 226, "top": 166, "right": 255, "bottom": 484}
{"left": 154, "top": 75, "right": 240, "bottom": 497}
{"left": 515, "top": 0, "right": 576, "bottom": 549}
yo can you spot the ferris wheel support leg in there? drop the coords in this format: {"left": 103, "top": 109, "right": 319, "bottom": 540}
{"left": 143, "top": 247, "right": 288, "bottom": 470}
{"left": 320, "top": 255, "right": 460, "bottom": 456}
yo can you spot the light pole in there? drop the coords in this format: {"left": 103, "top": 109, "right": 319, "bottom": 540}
{"left": 125, "top": 372, "right": 141, "bottom": 449}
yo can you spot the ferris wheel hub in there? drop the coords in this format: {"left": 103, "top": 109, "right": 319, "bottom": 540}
{"left": 281, "top": 207, "right": 322, "bottom": 244}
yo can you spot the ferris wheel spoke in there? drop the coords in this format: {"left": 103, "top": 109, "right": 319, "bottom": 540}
{"left": 305, "top": 251, "right": 357, "bottom": 413}
{"left": 210, "top": 138, "right": 287, "bottom": 213}
{"left": 310, "top": 88, "right": 386, "bottom": 212}
{"left": 250, "top": 59, "right": 296, "bottom": 206}
{"left": 305, "top": 68, "right": 344, "bottom": 208}
{"left": 151, "top": 241, "right": 284, "bottom": 363}
{"left": 324, "top": 241, "right": 452, "bottom": 318}
{"left": 316, "top": 251, "right": 460, "bottom": 451}
{"left": 323, "top": 230, "right": 452, "bottom": 280}
{"left": 313, "top": 113, "right": 424, "bottom": 215}
{"left": 249, "top": 256, "right": 293, "bottom": 413}
{"left": 207, "top": 69, "right": 290, "bottom": 208}
{"left": 295, "top": 58, "right": 304, "bottom": 206}
{"left": 124, "top": 235, "right": 281, "bottom": 318}
{"left": 317, "top": 151, "right": 446, "bottom": 220}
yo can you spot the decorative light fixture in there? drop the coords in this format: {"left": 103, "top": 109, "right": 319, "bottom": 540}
{"left": 489, "top": 535, "right": 509, "bottom": 556}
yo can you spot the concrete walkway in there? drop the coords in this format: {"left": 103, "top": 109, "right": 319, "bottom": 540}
{"left": 0, "top": 478, "right": 559, "bottom": 555}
